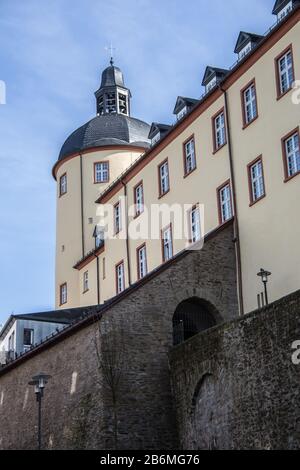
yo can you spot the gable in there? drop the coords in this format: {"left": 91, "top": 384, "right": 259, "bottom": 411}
{"left": 234, "top": 31, "right": 264, "bottom": 54}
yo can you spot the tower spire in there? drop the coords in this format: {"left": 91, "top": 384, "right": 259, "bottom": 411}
{"left": 95, "top": 58, "right": 131, "bottom": 117}
{"left": 105, "top": 43, "right": 116, "bottom": 67}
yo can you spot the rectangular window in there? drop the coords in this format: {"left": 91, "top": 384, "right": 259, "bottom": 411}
{"left": 134, "top": 182, "right": 144, "bottom": 216}
{"left": 8, "top": 331, "right": 15, "bottom": 351}
{"left": 189, "top": 206, "right": 201, "bottom": 243}
{"left": 213, "top": 110, "right": 226, "bottom": 152}
{"left": 183, "top": 137, "right": 196, "bottom": 175}
{"left": 248, "top": 157, "right": 265, "bottom": 204}
{"left": 59, "top": 173, "right": 67, "bottom": 196}
{"left": 218, "top": 182, "right": 233, "bottom": 224}
{"left": 176, "top": 107, "right": 187, "bottom": 121}
{"left": 137, "top": 244, "right": 147, "bottom": 280}
{"left": 23, "top": 328, "right": 34, "bottom": 347}
{"left": 158, "top": 160, "right": 170, "bottom": 197}
{"left": 60, "top": 283, "right": 67, "bottom": 305}
{"left": 283, "top": 130, "right": 300, "bottom": 179}
{"left": 116, "top": 261, "right": 125, "bottom": 294}
{"left": 83, "top": 271, "right": 89, "bottom": 292}
{"left": 277, "top": 1, "right": 293, "bottom": 22}
{"left": 276, "top": 47, "right": 294, "bottom": 97}
{"left": 114, "top": 202, "right": 121, "bottom": 234}
{"left": 94, "top": 162, "right": 109, "bottom": 183}
{"left": 162, "top": 225, "right": 173, "bottom": 262}
{"left": 242, "top": 80, "right": 258, "bottom": 126}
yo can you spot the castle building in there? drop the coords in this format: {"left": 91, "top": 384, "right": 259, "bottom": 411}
{"left": 53, "top": 3, "right": 300, "bottom": 316}
{"left": 0, "top": 1, "right": 299, "bottom": 451}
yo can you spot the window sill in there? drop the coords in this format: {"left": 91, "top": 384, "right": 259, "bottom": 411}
{"left": 83, "top": 289, "right": 89, "bottom": 294}
{"left": 183, "top": 167, "right": 197, "bottom": 178}
{"left": 218, "top": 216, "right": 234, "bottom": 227}
{"left": 284, "top": 170, "right": 300, "bottom": 183}
{"left": 242, "top": 115, "right": 259, "bottom": 130}
{"left": 94, "top": 180, "right": 109, "bottom": 185}
{"left": 134, "top": 210, "right": 144, "bottom": 220}
{"left": 277, "top": 86, "right": 293, "bottom": 101}
{"left": 212, "top": 142, "right": 227, "bottom": 155}
{"left": 249, "top": 194, "right": 266, "bottom": 207}
{"left": 59, "top": 192, "right": 67, "bottom": 198}
{"left": 158, "top": 189, "right": 170, "bottom": 200}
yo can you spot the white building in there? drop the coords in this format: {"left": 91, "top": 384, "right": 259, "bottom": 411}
{"left": 0, "top": 308, "right": 94, "bottom": 364}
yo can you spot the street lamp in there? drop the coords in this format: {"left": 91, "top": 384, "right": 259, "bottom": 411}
{"left": 257, "top": 268, "right": 272, "bottom": 305}
{"left": 28, "top": 372, "right": 51, "bottom": 450}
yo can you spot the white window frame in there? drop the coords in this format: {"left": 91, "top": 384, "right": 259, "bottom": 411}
{"left": 114, "top": 202, "right": 121, "bottom": 234}
{"left": 278, "top": 50, "right": 294, "bottom": 95}
{"left": 162, "top": 226, "right": 173, "bottom": 262}
{"left": 238, "top": 42, "right": 252, "bottom": 61}
{"left": 83, "top": 271, "right": 89, "bottom": 292}
{"left": 23, "top": 328, "right": 34, "bottom": 347}
{"left": 60, "top": 173, "right": 67, "bottom": 196}
{"left": 277, "top": 1, "right": 293, "bottom": 21}
{"left": 60, "top": 283, "right": 67, "bottom": 305}
{"left": 159, "top": 161, "right": 170, "bottom": 196}
{"left": 184, "top": 138, "right": 196, "bottom": 174}
{"left": 190, "top": 207, "right": 201, "bottom": 243}
{"left": 244, "top": 83, "right": 257, "bottom": 125}
{"left": 250, "top": 159, "right": 265, "bottom": 202}
{"left": 176, "top": 106, "right": 187, "bottom": 121}
{"left": 116, "top": 262, "right": 125, "bottom": 294}
{"left": 206, "top": 76, "right": 217, "bottom": 93}
{"left": 285, "top": 133, "right": 300, "bottom": 177}
{"left": 135, "top": 183, "right": 144, "bottom": 216}
{"left": 94, "top": 162, "right": 109, "bottom": 183}
{"left": 214, "top": 112, "right": 226, "bottom": 149}
{"left": 151, "top": 132, "right": 161, "bottom": 146}
{"left": 219, "top": 184, "right": 233, "bottom": 223}
{"left": 137, "top": 245, "right": 147, "bottom": 279}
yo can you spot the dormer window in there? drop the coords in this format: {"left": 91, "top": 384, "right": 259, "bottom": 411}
{"left": 176, "top": 106, "right": 187, "bottom": 121}
{"left": 273, "top": 0, "right": 296, "bottom": 21}
{"left": 278, "top": 1, "right": 293, "bottom": 19}
{"left": 206, "top": 76, "right": 217, "bottom": 93}
{"left": 202, "top": 67, "right": 228, "bottom": 95}
{"left": 148, "top": 123, "right": 171, "bottom": 147}
{"left": 234, "top": 32, "right": 264, "bottom": 63}
{"left": 238, "top": 42, "right": 252, "bottom": 61}
{"left": 151, "top": 132, "right": 161, "bottom": 146}
{"left": 173, "top": 97, "right": 199, "bottom": 122}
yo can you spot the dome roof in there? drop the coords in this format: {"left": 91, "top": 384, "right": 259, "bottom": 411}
{"left": 100, "top": 65, "right": 125, "bottom": 88}
{"left": 58, "top": 114, "right": 151, "bottom": 161}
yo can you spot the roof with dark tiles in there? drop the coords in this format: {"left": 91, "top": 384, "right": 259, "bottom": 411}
{"left": 58, "top": 114, "right": 150, "bottom": 161}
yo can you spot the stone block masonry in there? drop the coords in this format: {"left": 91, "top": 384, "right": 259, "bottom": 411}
{"left": 0, "top": 222, "right": 238, "bottom": 450}
{"left": 169, "top": 289, "right": 300, "bottom": 450}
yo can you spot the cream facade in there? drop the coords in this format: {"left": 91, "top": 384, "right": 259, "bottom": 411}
{"left": 54, "top": 5, "right": 300, "bottom": 314}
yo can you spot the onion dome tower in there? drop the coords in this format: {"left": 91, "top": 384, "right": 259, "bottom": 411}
{"left": 53, "top": 61, "right": 150, "bottom": 309}
{"left": 57, "top": 60, "right": 150, "bottom": 165}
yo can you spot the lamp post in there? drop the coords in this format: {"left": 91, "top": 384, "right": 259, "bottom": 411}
{"left": 257, "top": 268, "right": 272, "bottom": 305}
{"left": 28, "top": 372, "right": 51, "bottom": 450}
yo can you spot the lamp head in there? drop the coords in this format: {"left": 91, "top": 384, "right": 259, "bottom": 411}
{"left": 257, "top": 268, "right": 272, "bottom": 283}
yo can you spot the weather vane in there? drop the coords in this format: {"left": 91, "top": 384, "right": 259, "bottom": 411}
{"left": 105, "top": 43, "right": 116, "bottom": 66}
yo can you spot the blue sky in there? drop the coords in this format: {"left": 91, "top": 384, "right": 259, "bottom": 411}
{"left": 0, "top": 0, "right": 274, "bottom": 325}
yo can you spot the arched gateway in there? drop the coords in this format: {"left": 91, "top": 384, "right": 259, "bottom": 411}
{"left": 172, "top": 297, "right": 220, "bottom": 346}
